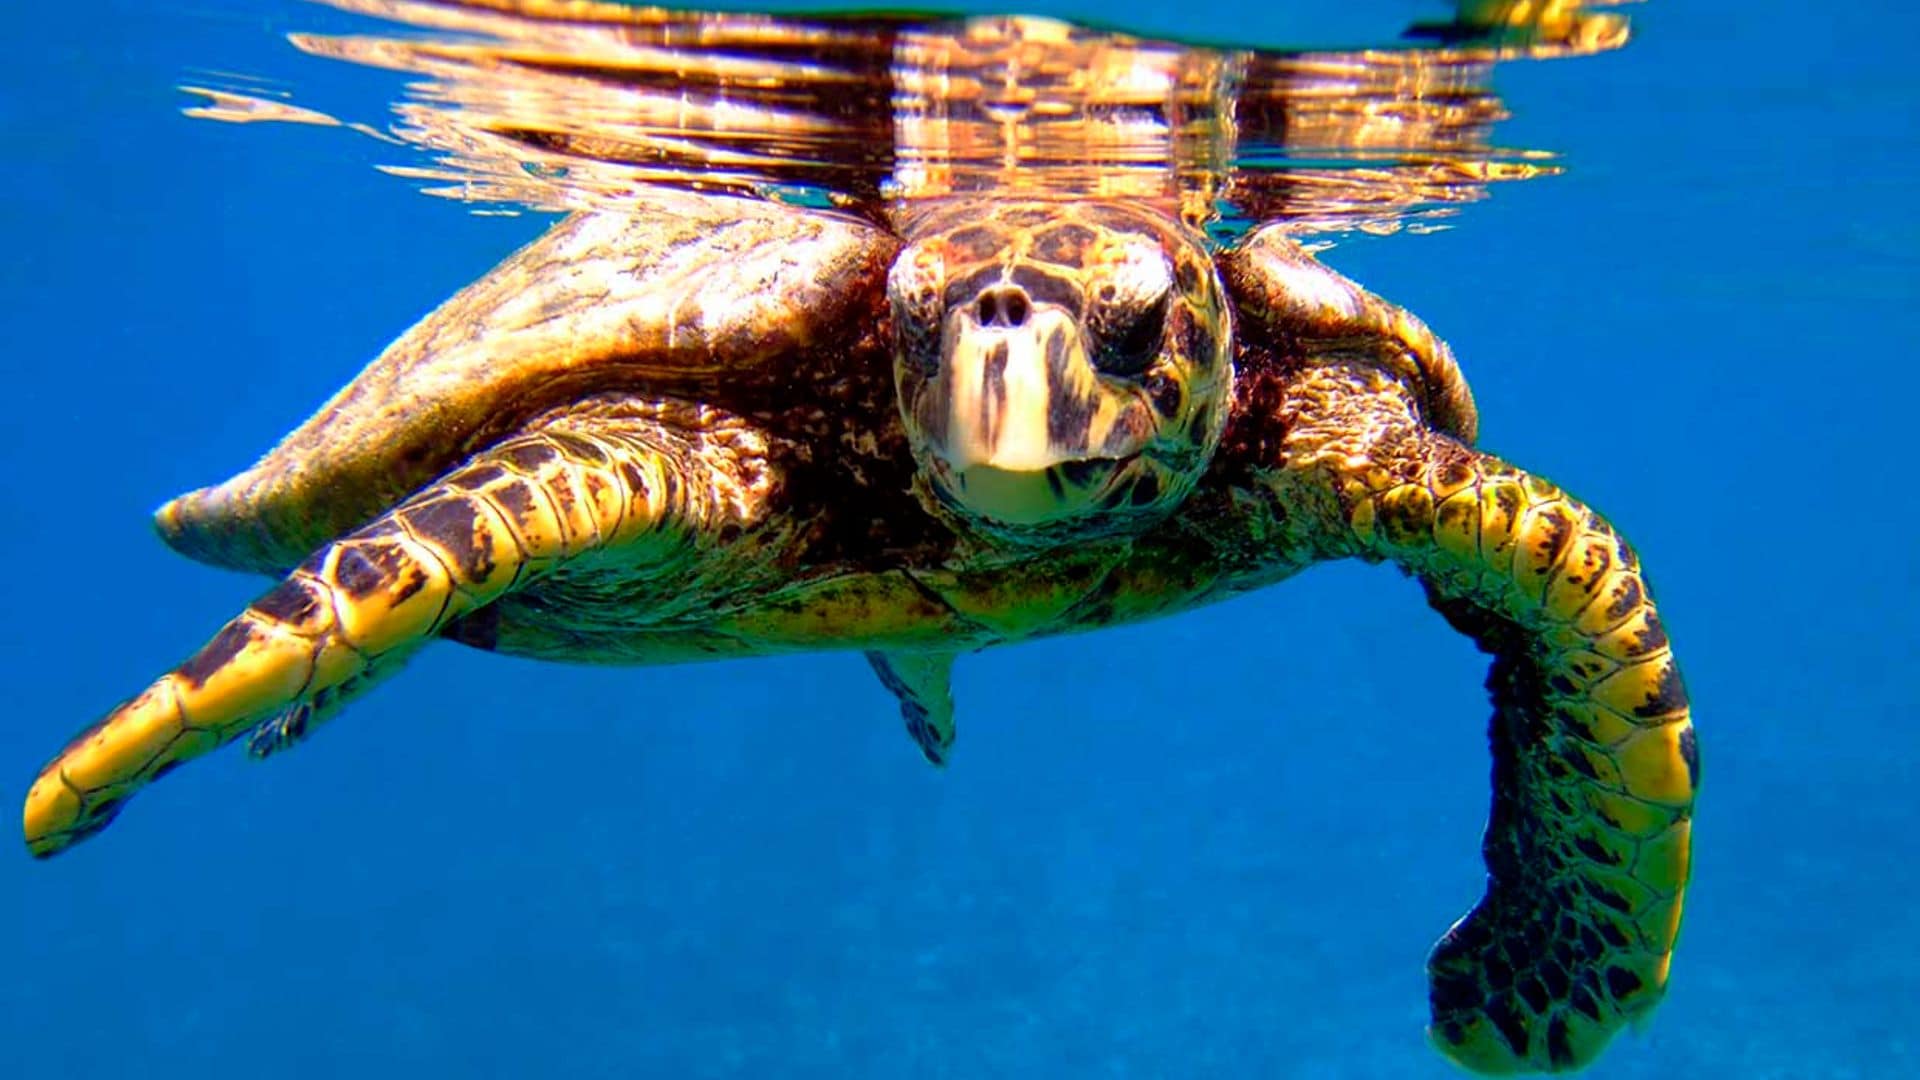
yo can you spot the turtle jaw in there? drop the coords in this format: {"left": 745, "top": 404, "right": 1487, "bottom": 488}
{"left": 927, "top": 455, "right": 1139, "bottom": 526}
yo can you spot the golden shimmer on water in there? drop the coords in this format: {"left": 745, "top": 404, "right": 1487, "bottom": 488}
{"left": 181, "top": 0, "right": 1633, "bottom": 238}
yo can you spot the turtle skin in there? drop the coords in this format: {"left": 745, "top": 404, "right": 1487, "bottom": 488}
{"left": 23, "top": 194, "right": 1694, "bottom": 1075}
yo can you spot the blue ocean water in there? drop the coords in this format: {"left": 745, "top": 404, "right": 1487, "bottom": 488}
{"left": 3, "top": 1, "right": 1916, "bottom": 1076}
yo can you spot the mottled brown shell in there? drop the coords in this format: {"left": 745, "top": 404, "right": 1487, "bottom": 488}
{"left": 158, "top": 197, "right": 896, "bottom": 574}
{"left": 1222, "top": 222, "right": 1478, "bottom": 443}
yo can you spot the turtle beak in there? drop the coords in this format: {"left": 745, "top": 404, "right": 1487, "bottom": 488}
{"left": 926, "top": 286, "right": 1126, "bottom": 523}
{"left": 937, "top": 285, "right": 1087, "bottom": 473}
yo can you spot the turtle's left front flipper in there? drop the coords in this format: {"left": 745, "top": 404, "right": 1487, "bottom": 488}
{"left": 23, "top": 407, "right": 769, "bottom": 858}
{"left": 1273, "top": 362, "right": 1696, "bottom": 1074}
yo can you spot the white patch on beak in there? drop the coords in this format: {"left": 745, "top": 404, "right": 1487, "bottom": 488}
{"left": 939, "top": 305, "right": 1083, "bottom": 472}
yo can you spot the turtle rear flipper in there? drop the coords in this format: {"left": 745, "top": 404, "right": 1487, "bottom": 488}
{"left": 1270, "top": 361, "right": 1695, "bottom": 1074}
{"left": 24, "top": 406, "right": 773, "bottom": 857}
{"left": 867, "top": 649, "right": 957, "bottom": 765}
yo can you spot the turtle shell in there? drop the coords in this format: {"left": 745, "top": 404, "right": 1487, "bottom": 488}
{"left": 158, "top": 199, "right": 896, "bottom": 574}
{"left": 158, "top": 197, "right": 1476, "bottom": 576}
{"left": 1221, "top": 222, "right": 1478, "bottom": 444}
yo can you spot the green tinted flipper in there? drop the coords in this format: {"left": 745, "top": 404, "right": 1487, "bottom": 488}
{"left": 867, "top": 650, "right": 957, "bottom": 766}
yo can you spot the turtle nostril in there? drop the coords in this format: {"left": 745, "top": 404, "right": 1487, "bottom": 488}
{"left": 976, "top": 286, "right": 1031, "bottom": 329}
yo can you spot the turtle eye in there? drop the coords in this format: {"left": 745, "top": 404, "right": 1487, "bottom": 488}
{"left": 888, "top": 247, "right": 947, "bottom": 372}
{"left": 891, "top": 253, "right": 943, "bottom": 317}
{"left": 1090, "top": 286, "right": 1170, "bottom": 378}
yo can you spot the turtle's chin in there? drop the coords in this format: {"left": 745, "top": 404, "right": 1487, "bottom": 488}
{"left": 928, "top": 454, "right": 1133, "bottom": 529}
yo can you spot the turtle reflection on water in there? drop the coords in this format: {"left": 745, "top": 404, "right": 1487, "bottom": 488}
{"left": 25, "top": 4, "right": 1694, "bottom": 1075}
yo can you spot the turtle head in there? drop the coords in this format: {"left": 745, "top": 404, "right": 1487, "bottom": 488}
{"left": 888, "top": 202, "right": 1233, "bottom": 544}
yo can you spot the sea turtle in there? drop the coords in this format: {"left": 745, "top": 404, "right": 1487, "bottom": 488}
{"left": 23, "top": 190, "right": 1694, "bottom": 1071}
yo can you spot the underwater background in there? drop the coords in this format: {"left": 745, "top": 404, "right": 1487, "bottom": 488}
{"left": 3, "top": 1, "right": 1916, "bottom": 1076}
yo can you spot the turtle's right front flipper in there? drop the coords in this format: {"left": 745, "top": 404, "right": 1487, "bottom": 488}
{"left": 23, "top": 406, "right": 771, "bottom": 857}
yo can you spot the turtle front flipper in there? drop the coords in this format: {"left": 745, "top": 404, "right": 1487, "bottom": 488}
{"left": 1274, "top": 362, "right": 1695, "bottom": 1073}
{"left": 867, "top": 650, "right": 957, "bottom": 765}
{"left": 23, "top": 404, "right": 772, "bottom": 857}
